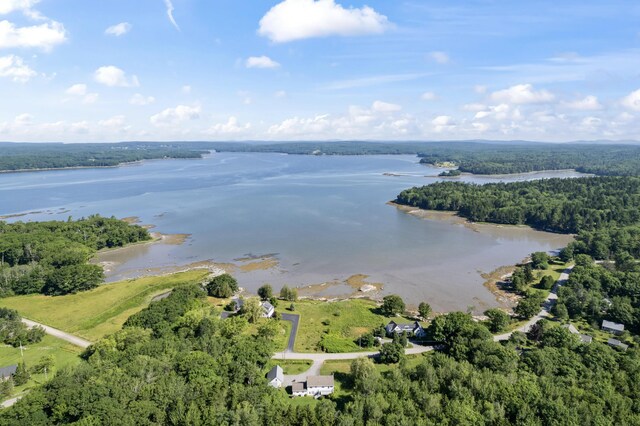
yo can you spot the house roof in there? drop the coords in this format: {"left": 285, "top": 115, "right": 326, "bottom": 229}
{"left": 608, "top": 338, "right": 629, "bottom": 350}
{"left": 267, "top": 365, "right": 283, "bottom": 383}
{"left": 307, "top": 375, "right": 334, "bottom": 388}
{"left": 562, "top": 324, "right": 579, "bottom": 335}
{"left": 0, "top": 365, "right": 17, "bottom": 378}
{"left": 262, "top": 301, "right": 274, "bottom": 311}
{"left": 602, "top": 320, "right": 625, "bottom": 332}
{"left": 291, "top": 382, "right": 305, "bottom": 392}
{"left": 580, "top": 334, "right": 593, "bottom": 344}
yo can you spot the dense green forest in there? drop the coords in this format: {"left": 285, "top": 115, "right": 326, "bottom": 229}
{"left": 0, "top": 216, "right": 150, "bottom": 296}
{"left": 3, "top": 285, "right": 640, "bottom": 425}
{"left": 395, "top": 177, "right": 640, "bottom": 233}
{"left": 0, "top": 143, "right": 207, "bottom": 172}
{"left": 556, "top": 254, "right": 640, "bottom": 335}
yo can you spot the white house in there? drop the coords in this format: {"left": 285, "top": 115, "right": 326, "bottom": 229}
{"left": 291, "top": 375, "right": 335, "bottom": 397}
{"left": 385, "top": 321, "right": 427, "bottom": 338}
{"left": 232, "top": 297, "right": 275, "bottom": 318}
{"left": 266, "top": 365, "right": 283, "bottom": 388}
{"left": 261, "top": 301, "right": 275, "bottom": 318}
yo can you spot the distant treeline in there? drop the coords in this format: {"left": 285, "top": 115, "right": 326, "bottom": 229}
{"left": 204, "top": 141, "right": 640, "bottom": 176}
{"left": 416, "top": 143, "right": 640, "bottom": 176}
{"left": 395, "top": 177, "right": 640, "bottom": 234}
{"left": 0, "top": 142, "right": 207, "bottom": 172}
{"left": 3, "top": 141, "right": 640, "bottom": 176}
{"left": 0, "top": 216, "right": 150, "bottom": 296}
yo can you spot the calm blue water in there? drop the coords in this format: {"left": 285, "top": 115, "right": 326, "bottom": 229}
{"left": 0, "top": 153, "right": 580, "bottom": 312}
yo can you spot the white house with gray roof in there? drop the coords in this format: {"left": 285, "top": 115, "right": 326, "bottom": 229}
{"left": 266, "top": 365, "right": 284, "bottom": 388}
{"left": 291, "top": 375, "right": 335, "bottom": 397}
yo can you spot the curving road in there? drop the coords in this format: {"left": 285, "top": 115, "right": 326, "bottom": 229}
{"left": 22, "top": 319, "right": 92, "bottom": 349}
{"left": 494, "top": 266, "right": 573, "bottom": 342}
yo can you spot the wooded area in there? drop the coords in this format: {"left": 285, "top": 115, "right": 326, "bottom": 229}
{"left": 0, "top": 216, "right": 150, "bottom": 296}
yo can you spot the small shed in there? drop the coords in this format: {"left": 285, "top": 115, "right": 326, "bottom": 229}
{"left": 266, "top": 365, "right": 284, "bottom": 388}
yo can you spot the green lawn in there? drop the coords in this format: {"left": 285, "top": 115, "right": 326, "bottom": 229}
{"left": 292, "top": 299, "right": 408, "bottom": 353}
{"left": 266, "top": 359, "right": 313, "bottom": 375}
{"left": 0, "top": 270, "right": 209, "bottom": 342}
{"left": 0, "top": 335, "right": 83, "bottom": 401}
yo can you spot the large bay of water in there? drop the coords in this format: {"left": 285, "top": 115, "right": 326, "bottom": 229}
{"left": 0, "top": 153, "right": 580, "bottom": 312}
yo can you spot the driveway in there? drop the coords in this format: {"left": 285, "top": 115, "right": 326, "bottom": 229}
{"left": 280, "top": 313, "right": 299, "bottom": 352}
{"left": 494, "top": 266, "right": 573, "bottom": 341}
{"left": 22, "top": 319, "right": 92, "bottom": 349}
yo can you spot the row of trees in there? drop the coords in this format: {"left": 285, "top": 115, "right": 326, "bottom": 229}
{"left": 0, "top": 216, "right": 150, "bottom": 296}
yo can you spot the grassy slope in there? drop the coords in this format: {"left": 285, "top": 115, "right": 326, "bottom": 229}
{"left": 0, "top": 335, "right": 83, "bottom": 400}
{"left": 0, "top": 270, "right": 209, "bottom": 341}
{"left": 292, "top": 299, "right": 413, "bottom": 353}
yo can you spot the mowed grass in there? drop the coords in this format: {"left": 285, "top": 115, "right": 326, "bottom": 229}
{"left": 0, "top": 270, "right": 209, "bottom": 342}
{"left": 293, "top": 299, "right": 401, "bottom": 353}
{"left": 266, "top": 359, "right": 313, "bottom": 375}
{"left": 0, "top": 335, "right": 83, "bottom": 400}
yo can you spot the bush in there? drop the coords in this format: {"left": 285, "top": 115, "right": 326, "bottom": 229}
{"left": 379, "top": 342, "right": 404, "bottom": 364}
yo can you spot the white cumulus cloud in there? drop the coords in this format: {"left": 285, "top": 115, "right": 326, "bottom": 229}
{"left": 0, "top": 54, "right": 36, "bottom": 82}
{"left": 207, "top": 116, "right": 251, "bottom": 135}
{"left": 563, "top": 95, "right": 602, "bottom": 111}
{"left": 0, "top": 19, "right": 66, "bottom": 50}
{"left": 150, "top": 105, "right": 200, "bottom": 126}
{"left": 621, "top": 89, "right": 640, "bottom": 111}
{"left": 372, "top": 100, "right": 401, "bottom": 113}
{"left": 105, "top": 22, "right": 131, "bottom": 36}
{"left": 258, "top": 0, "right": 389, "bottom": 43}
{"left": 65, "top": 83, "right": 87, "bottom": 96}
{"left": 94, "top": 65, "right": 139, "bottom": 87}
{"left": 246, "top": 55, "right": 280, "bottom": 69}
{"left": 130, "top": 93, "right": 155, "bottom": 106}
{"left": 0, "top": 0, "right": 40, "bottom": 17}
{"left": 490, "top": 84, "right": 555, "bottom": 105}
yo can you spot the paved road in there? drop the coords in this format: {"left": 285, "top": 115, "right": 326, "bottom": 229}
{"left": 494, "top": 266, "right": 573, "bottom": 341}
{"left": 274, "top": 343, "right": 433, "bottom": 386}
{"left": 280, "top": 313, "right": 299, "bottom": 352}
{"left": 22, "top": 319, "right": 92, "bottom": 349}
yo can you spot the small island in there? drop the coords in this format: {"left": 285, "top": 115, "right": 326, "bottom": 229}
{"left": 438, "top": 169, "right": 462, "bottom": 177}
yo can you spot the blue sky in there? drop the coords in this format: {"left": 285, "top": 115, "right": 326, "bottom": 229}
{"left": 1, "top": 0, "right": 640, "bottom": 142}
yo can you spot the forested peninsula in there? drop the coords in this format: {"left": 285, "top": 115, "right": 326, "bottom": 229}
{"left": 0, "top": 216, "right": 150, "bottom": 296}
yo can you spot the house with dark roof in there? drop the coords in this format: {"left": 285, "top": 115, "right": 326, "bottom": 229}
{"left": 266, "top": 365, "right": 284, "bottom": 388}
{"left": 602, "top": 320, "right": 625, "bottom": 335}
{"left": 0, "top": 365, "right": 17, "bottom": 381}
{"left": 607, "top": 338, "right": 629, "bottom": 351}
{"left": 385, "top": 321, "right": 426, "bottom": 338}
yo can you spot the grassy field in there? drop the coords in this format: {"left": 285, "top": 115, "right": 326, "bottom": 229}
{"left": 292, "top": 299, "right": 413, "bottom": 353}
{"left": 266, "top": 359, "right": 313, "bottom": 375}
{"left": 0, "top": 335, "right": 83, "bottom": 401}
{"left": 0, "top": 270, "right": 209, "bottom": 341}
